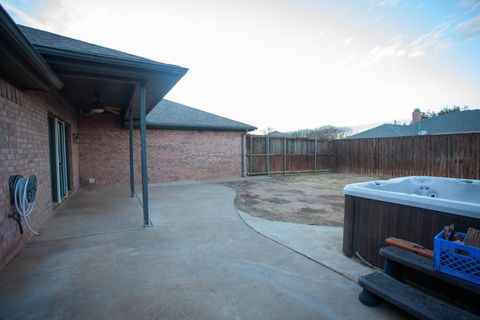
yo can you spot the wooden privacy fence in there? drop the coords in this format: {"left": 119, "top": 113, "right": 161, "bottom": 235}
{"left": 334, "top": 132, "right": 480, "bottom": 179}
{"left": 246, "top": 132, "right": 480, "bottom": 179}
{"left": 246, "top": 135, "right": 335, "bottom": 175}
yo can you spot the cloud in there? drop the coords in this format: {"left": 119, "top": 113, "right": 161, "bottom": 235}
{"left": 344, "top": 37, "right": 354, "bottom": 46}
{"left": 362, "top": 24, "right": 450, "bottom": 68}
{"left": 408, "top": 23, "right": 451, "bottom": 54}
{"left": 372, "top": 0, "right": 400, "bottom": 7}
{"left": 459, "top": 0, "right": 480, "bottom": 11}
{"left": 2, "top": 3, "right": 46, "bottom": 29}
{"left": 364, "top": 36, "right": 405, "bottom": 67}
{"left": 456, "top": 15, "right": 480, "bottom": 39}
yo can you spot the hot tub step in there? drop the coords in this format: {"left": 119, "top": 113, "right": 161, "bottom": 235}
{"left": 358, "top": 272, "right": 480, "bottom": 320}
{"left": 380, "top": 246, "right": 480, "bottom": 295}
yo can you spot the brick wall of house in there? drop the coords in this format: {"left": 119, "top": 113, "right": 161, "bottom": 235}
{"left": 78, "top": 113, "right": 245, "bottom": 185}
{"left": 78, "top": 113, "right": 138, "bottom": 185}
{"left": 0, "top": 78, "right": 79, "bottom": 270}
{"left": 147, "top": 129, "right": 244, "bottom": 181}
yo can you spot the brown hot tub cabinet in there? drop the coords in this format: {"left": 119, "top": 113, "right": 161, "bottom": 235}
{"left": 343, "top": 195, "right": 480, "bottom": 268}
{"left": 343, "top": 185, "right": 480, "bottom": 268}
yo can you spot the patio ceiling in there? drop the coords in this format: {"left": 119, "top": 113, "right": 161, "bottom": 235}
{"left": 16, "top": 24, "right": 188, "bottom": 120}
{"left": 38, "top": 50, "right": 187, "bottom": 120}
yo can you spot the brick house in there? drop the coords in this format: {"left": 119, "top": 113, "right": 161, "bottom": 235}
{"left": 79, "top": 99, "right": 255, "bottom": 185}
{"left": 0, "top": 7, "right": 254, "bottom": 269}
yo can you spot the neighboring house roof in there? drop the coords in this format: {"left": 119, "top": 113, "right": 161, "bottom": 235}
{"left": 268, "top": 131, "right": 287, "bottom": 137}
{"left": 348, "top": 110, "right": 480, "bottom": 139}
{"left": 145, "top": 99, "right": 256, "bottom": 132}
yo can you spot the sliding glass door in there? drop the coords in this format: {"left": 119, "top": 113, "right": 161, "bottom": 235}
{"left": 48, "top": 116, "right": 70, "bottom": 203}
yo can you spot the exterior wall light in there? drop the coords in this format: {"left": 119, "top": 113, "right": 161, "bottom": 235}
{"left": 73, "top": 133, "right": 80, "bottom": 144}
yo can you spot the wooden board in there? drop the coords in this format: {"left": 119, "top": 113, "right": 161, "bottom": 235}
{"left": 465, "top": 228, "right": 480, "bottom": 248}
{"left": 385, "top": 237, "right": 434, "bottom": 259}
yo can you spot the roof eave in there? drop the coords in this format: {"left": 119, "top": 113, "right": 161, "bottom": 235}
{"left": 147, "top": 123, "right": 256, "bottom": 132}
{"left": 124, "top": 121, "right": 256, "bottom": 132}
{"left": 0, "top": 7, "right": 63, "bottom": 90}
{"left": 35, "top": 45, "right": 188, "bottom": 76}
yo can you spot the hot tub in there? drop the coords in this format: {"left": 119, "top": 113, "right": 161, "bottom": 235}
{"left": 342, "top": 176, "right": 480, "bottom": 267}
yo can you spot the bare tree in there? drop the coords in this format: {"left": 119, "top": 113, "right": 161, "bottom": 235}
{"left": 289, "top": 125, "right": 352, "bottom": 139}
{"left": 260, "top": 127, "right": 275, "bottom": 135}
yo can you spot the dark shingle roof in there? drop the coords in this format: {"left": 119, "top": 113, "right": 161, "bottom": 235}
{"left": 348, "top": 123, "right": 413, "bottom": 139}
{"left": 146, "top": 100, "right": 256, "bottom": 132}
{"left": 348, "top": 109, "right": 480, "bottom": 139}
{"left": 18, "top": 25, "right": 166, "bottom": 65}
{"left": 413, "top": 109, "right": 480, "bottom": 134}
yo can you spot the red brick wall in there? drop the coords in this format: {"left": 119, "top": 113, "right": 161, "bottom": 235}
{"left": 148, "top": 129, "right": 244, "bottom": 181}
{"left": 78, "top": 113, "right": 245, "bottom": 185}
{"left": 0, "top": 79, "right": 79, "bottom": 270}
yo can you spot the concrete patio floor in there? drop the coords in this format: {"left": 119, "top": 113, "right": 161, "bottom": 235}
{"left": 0, "top": 182, "right": 410, "bottom": 319}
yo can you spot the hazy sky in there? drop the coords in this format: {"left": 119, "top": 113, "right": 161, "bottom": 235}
{"left": 3, "top": 0, "right": 480, "bottom": 132}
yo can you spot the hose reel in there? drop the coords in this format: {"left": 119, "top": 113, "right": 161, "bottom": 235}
{"left": 8, "top": 174, "right": 38, "bottom": 235}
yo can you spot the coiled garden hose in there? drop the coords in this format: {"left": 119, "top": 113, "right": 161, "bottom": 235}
{"left": 10, "top": 175, "right": 39, "bottom": 235}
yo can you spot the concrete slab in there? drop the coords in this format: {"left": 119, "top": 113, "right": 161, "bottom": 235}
{"left": 0, "top": 183, "right": 411, "bottom": 320}
{"left": 237, "top": 211, "right": 372, "bottom": 282}
{"left": 33, "top": 185, "right": 145, "bottom": 242}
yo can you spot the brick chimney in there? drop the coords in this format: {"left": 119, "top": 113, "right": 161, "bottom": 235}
{"left": 411, "top": 108, "right": 422, "bottom": 124}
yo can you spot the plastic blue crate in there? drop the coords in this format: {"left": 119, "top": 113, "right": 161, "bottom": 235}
{"left": 434, "top": 230, "right": 480, "bottom": 285}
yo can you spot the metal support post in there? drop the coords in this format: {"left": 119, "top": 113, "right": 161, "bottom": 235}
{"left": 139, "top": 82, "right": 149, "bottom": 226}
{"left": 241, "top": 133, "right": 245, "bottom": 177}
{"left": 249, "top": 135, "right": 253, "bottom": 175}
{"left": 283, "top": 137, "right": 287, "bottom": 175}
{"left": 129, "top": 108, "right": 135, "bottom": 197}
{"left": 314, "top": 139, "right": 317, "bottom": 173}
{"left": 266, "top": 135, "right": 270, "bottom": 176}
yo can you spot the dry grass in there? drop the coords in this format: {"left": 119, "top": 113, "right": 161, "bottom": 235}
{"left": 224, "top": 173, "right": 387, "bottom": 226}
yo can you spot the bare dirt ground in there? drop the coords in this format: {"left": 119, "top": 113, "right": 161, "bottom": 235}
{"left": 224, "top": 173, "right": 386, "bottom": 226}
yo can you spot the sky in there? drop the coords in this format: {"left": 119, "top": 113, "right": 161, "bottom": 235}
{"left": 2, "top": 0, "right": 480, "bottom": 133}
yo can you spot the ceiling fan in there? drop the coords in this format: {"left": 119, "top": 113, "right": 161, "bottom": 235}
{"left": 87, "top": 93, "right": 121, "bottom": 115}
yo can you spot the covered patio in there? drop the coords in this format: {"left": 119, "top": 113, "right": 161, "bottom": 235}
{"left": 19, "top": 25, "right": 189, "bottom": 226}
{"left": 0, "top": 182, "right": 408, "bottom": 319}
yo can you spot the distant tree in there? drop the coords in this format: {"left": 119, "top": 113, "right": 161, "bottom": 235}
{"left": 289, "top": 125, "right": 352, "bottom": 140}
{"left": 260, "top": 127, "right": 275, "bottom": 135}
{"left": 421, "top": 105, "right": 469, "bottom": 119}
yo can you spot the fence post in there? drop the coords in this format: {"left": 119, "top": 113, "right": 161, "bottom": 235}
{"left": 314, "top": 139, "right": 317, "bottom": 173}
{"left": 283, "top": 137, "right": 287, "bottom": 175}
{"left": 266, "top": 135, "right": 270, "bottom": 176}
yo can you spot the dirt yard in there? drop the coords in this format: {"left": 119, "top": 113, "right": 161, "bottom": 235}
{"left": 224, "top": 173, "right": 386, "bottom": 226}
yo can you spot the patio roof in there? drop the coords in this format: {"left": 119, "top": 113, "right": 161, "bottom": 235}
{"left": 0, "top": 6, "right": 190, "bottom": 226}
{"left": 18, "top": 25, "right": 188, "bottom": 120}
{"left": 0, "top": 6, "right": 62, "bottom": 91}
